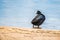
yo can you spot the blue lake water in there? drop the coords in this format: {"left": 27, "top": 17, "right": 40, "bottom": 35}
{"left": 0, "top": 0, "right": 60, "bottom": 30}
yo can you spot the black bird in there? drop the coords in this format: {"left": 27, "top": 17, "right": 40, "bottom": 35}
{"left": 31, "top": 10, "right": 45, "bottom": 28}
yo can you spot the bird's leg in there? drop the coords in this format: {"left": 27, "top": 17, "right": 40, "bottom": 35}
{"left": 38, "top": 25, "right": 39, "bottom": 28}
{"left": 33, "top": 25, "right": 34, "bottom": 28}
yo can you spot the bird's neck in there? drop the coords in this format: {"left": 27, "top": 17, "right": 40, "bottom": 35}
{"left": 38, "top": 14, "right": 42, "bottom": 15}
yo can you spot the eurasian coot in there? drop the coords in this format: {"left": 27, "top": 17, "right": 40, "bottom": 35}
{"left": 31, "top": 10, "right": 45, "bottom": 28}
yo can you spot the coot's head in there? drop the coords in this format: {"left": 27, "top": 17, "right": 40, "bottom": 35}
{"left": 36, "top": 10, "right": 41, "bottom": 14}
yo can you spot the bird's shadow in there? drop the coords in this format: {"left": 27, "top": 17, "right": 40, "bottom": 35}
{"left": 33, "top": 27, "right": 41, "bottom": 29}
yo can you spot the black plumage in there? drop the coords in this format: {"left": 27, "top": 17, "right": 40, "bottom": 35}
{"left": 31, "top": 10, "right": 45, "bottom": 28}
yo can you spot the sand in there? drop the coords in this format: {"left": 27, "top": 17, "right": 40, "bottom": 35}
{"left": 0, "top": 26, "right": 60, "bottom": 40}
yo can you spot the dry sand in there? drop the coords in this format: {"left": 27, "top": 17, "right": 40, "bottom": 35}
{"left": 0, "top": 26, "right": 60, "bottom": 40}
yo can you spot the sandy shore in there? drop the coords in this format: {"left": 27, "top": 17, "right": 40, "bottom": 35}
{"left": 0, "top": 26, "right": 60, "bottom": 40}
